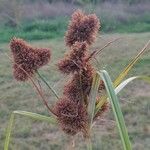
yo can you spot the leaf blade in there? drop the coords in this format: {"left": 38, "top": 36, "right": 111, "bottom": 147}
{"left": 114, "top": 40, "right": 150, "bottom": 87}
{"left": 4, "top": 114, "right": 14, "bottom": 150}
{"left": 98, "top": 70, "right": 132, "bottom": 150}
{"left": 4, "top": 111, "right": 57, "bottom": 150}
{"left": 95, "top": 40, "right": 150, "bottom": 114}
{"left": 88, "top": 73, "right": 100, "bottom": 127}
{"left": 13, "top": 110, "right": 57, "bottom": 124}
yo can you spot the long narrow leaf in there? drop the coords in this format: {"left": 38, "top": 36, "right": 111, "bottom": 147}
{"left": 115, "top": 76, "right": 150, "bottom": 94}
{"left": 98, "top": 70, "right": 132, "bottom": 150}
{"left": 95, "top": 95, "right": 107, "bottom": 114}
{"left": 114, "top": 40, "right": 150, "bottom": 87}
{"left": 13, "top": 111, "right": 57, "bottom": 124}
{"left": 4, "top": 114, "right": 15, "bottom": 150}
{"left": 95, "top": 76, "right": 150, "bottom": 115}
{"left": 95, "top": 40, "right": 150, "bottom": 114}
{"left": 4, "top": 111, "right": 57, "bottom": 150}
{"left": 88, "top": 73, "right": 100, "bottom": 127}
{"left": 86, "top": 138, "right": 92, "bottom": 150}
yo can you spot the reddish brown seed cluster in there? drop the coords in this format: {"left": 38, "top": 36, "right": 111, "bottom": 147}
{"left": 63, "top": 64, "right": 94, "bottom": 102}
{"left": 65, "top": 9, "right": 100, "bottom": 47}
{"left": 54, "top": 97, "right": 88, "bottom": 136}
{"left": 10, "top": 37, "right": 51, "bottom": 81}
{"left": 57, "top": 41, "right": 88, "bottom": 74}
{"left": 9, "top": 9, "right": 110, "bottom": 138}
{"left": 54, "top": 10, "right": 104, "bottom": 136}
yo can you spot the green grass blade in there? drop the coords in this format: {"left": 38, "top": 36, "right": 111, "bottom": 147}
{"left": 4, "top": 114, "right": 15, "bottom": 150}
{"left": 95, "top": 40, "right": 150, "bottom": 114}
{"left": 86, "top": 138, "right": 92, "bottom": 150}
{"left": 36, "top": 71, "right": 59, "bottom": 99}
{"left": 114, "top": 40, "right": 150, "bottom": 87}
{"left": 13, "top": 111, "right": 57, "bottom": 124}
{"left": 88, "top": 73, "right": 100, "bottom": 127}
{"left": 4, "top": 111, "right": 57, "bottom": 150}
{"left": 115, "top": 76, "right": 150, "bottom": 94}
{"left": 95, "top": 75, "right": 150, "bottom": 119}
{"left": 98, "top": 70, "right": 132, "bottom": 150}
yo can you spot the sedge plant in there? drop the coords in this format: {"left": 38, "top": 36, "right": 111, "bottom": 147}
{"left": 4, "top": 10, "right": 150, "bottom": 150}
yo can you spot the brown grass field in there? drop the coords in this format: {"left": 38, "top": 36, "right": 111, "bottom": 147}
{"left": 0, "top": 32, "right": 150, "bottom": 149}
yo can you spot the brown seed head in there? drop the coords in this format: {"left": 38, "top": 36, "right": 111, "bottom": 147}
{"left": 10, "top": 37, "right": 51, "bottom": 81}
{"left": 63, "top": 64, "right": 94, "bottom": 102}
{"left": 53, "top": 97, "right": 88, "bottom": 136}
{"left": 65, "top": 9, "right": 100, "bottom": 47}
{"left": 57, "top": 41, "right": 88, "bottom": 74}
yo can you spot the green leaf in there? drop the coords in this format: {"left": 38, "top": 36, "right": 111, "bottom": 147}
{"left": 36, "top": 71, "right": 59, "bottom": 99}
{"left": 95, "top": 40, "right": 150, "bottom": 114}
{"left": 114, "top": 40, "right": 150, "bottom": 87}
{"left": 86, "top": 138, "right": 92, "bottom": 150}
{"left": 115, "top": 76, "right": 150, "bottom": 94}
{"left": 13, "top": 111, "right": 57, "bottom": 124}
{"left": 98, "top": 70, "right": 132, "bottom": 150}
{"left": 4, "top": 111, "right": 57, "bottom": 150}
{"left": 4, "top": 114, "right": 14, "bottom": 150}
{"left": 88, "top": 73, "right": 100, "bottom": 127}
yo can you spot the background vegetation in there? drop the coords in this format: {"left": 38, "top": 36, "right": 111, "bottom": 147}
{"left": 0, "top": 0, "right": 150, "bottom": 149}
{"left": 0, "top": 0, "right": 149, "bottom": 42}
{"left": 0, "top": 32, "right": 150, "bottom": 149}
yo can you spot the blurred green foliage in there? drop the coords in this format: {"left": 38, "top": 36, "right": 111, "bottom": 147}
{"left": 0, "top": 15, "right": 149, "bottom": 43}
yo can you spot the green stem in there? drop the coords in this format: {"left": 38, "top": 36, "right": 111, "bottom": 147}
{"left": 36, "top": 71, "right": 59, "bottom": 99}
{"left": 4, "top": 114, "right": 14, "bottom": 150}
{"left": 86, "top": 138, "right": 92, "bottom": 150}
{"left": 4, "top": 111, "right": 57, "bottom": 150}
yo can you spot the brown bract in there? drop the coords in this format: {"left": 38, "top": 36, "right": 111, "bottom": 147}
{"left": 57, "top": 41, "right": 88, "bottom": 74}
{"left": 53, "top": 97, "right": 88, "bottom": 136}
{"left": 65, "top": 9, "right": 100, "bottom": 47}
{"left": 10, "top": 37, "right": 51, "bottom": 81}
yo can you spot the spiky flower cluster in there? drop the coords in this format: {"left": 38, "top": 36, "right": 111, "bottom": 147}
{"left": 63, "top": 64, "right": 94, "bottom": 102}
{"left": 57, "top": 41, "right": 88, "bottom": 74}
{"left": 65, "top": 10, "right": 100, "bottom": 47}
{"left": 10, "top": 9, "right": 108, "bottom": 138}
{"left": 10, "top": 37, "right": 51, "bottom": 81}
{"left": 54, "top": 97, "right": 88, "bottom": 136}
{"left": 54, "top": 10, "right": 107, "bottom": 136}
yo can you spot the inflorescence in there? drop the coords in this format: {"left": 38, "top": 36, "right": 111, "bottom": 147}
{"left": 54, "top": 10, "right": 108, "bottom": 136}
{"left": 10, "top": 9, "right": 109, "bottom": 138}
{"left": 10, "top": 37, "right": 51, "bottom": 81}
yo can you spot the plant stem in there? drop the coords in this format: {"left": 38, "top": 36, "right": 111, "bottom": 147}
{"left": 86, "top": 138, "right": 92, "bottom": 150}
{"left": 36, "top": 71, "right": 59, "bottom": 100}
{"left": 4, "top": 53, "right": 55, "bottom": 115}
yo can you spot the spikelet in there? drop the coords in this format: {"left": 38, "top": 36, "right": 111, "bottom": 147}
{"left": 63, "top": 64, "right": 94, "bottom": 102}
{"left": 10, "top": 37, "right": 51, "bottom": 81}
{"left": 53, "top": 97, "right": 88, "bottom": 136}
{"left": 57, "top": 41, "right": 88, "bottom": 74}
{"left": 65, "top": 9, "right": 100, "bottom": 47}
{"left": 98, "top": 80, "right": 105, "bottom": 92}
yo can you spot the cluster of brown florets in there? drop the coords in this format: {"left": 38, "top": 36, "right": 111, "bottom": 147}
{"left": 58, "top": 41, "right": 88, "bottom": 74}
{"left": 10, "top": 37, "right": 51, "bottom": 81}
{"left": 54, "top": 10, "right": 108, "bottom": 137}
{"left": 10, "top": 9, "right": 108, "bottom": 138}
{"left": 54, "top": 97, "right": 88, "bottom": 136}
{"left": 65, "top": 9, "right": 100, "bottom": 47}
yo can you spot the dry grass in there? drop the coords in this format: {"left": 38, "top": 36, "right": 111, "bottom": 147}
{"left": 0, "top": 32, "right": 150, "bottom": 149}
